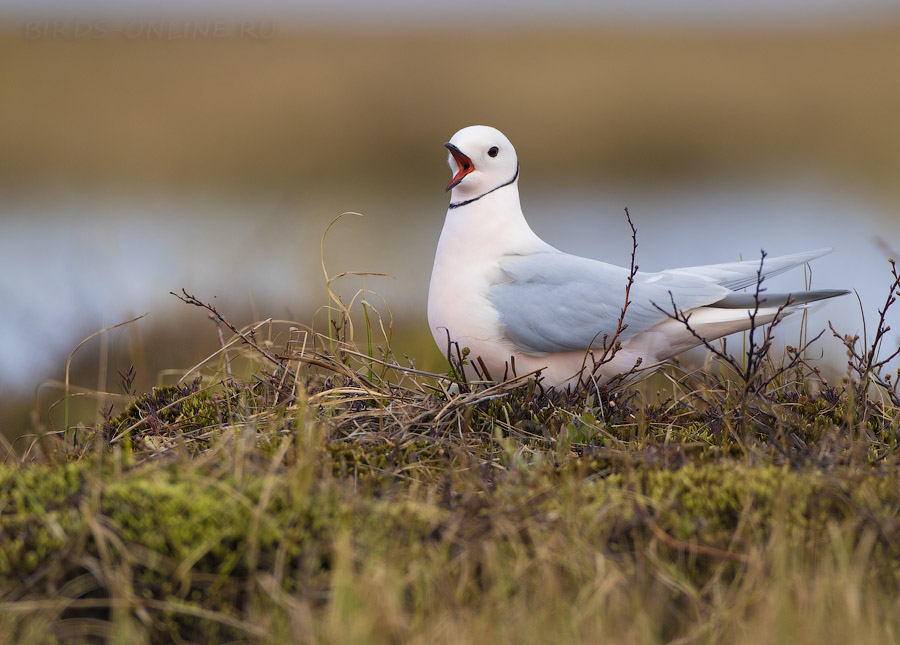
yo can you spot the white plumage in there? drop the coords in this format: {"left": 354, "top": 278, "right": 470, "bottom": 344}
{"left": 427, "top": 125, "right": 847, "bottom": 387}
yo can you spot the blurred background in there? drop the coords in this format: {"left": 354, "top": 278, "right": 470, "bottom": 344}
{"left": 2, "top": 1, "right": 900, "bottom": 439}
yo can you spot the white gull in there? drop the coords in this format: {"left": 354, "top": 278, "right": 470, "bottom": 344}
{"left": 427, "top": 125, "right": 847, "bottom": 387}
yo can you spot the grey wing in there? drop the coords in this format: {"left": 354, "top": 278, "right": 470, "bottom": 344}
{"left": 665, "top": 248, "right": 833, "bottom": 291}
{"left": 490, "top": 252, "right": 731, "bottom": 355}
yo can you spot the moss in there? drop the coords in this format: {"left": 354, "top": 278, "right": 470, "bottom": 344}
{"left": 107, "top": 381, "right": 224, "bottom": 451}
{"left": 325, "top": 438, "right": 448, "bottom": 482}
{"left": 7, "top": 347, "right": 900, "bottom": 642}
{"left": 2, "top": 447, "right": 900, "bottom": 643}
{"left": 0, "top": 462, "right": 89, "bottom": 577}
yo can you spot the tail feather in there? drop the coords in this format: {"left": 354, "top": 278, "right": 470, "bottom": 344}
{"left": 658, "top": 287, "right": 849, "bottom": 353}
{"left": 712, "top": 288, "right": 850, "bottom": 309}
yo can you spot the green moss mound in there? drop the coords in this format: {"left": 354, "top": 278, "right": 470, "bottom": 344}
{"left": 2, "top": 440, "right": 899, "bottom": 643}
{"left": 6, "top": 299, "right": 900, "bottom": 642}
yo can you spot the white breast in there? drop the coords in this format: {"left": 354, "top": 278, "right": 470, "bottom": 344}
{"left": 427, "top": 186, "right": 550, "bottom": 379}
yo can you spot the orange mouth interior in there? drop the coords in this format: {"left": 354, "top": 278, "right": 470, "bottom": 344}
{"left": 445, "top": 144, "right": 474, "bottom": 191}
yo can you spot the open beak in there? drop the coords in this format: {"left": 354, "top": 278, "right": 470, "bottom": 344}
{"left": 444, "top": 143, "right": 474, "bottom": 191}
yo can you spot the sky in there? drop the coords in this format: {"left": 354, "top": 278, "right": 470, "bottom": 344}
{"left": 2, "top": 0, "right": 899, "bottom": 26}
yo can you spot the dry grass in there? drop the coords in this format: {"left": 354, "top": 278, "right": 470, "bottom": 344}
{"left": 1, "top": 256, "right": 900, "bottom": 643}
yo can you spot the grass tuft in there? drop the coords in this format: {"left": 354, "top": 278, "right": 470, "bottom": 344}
{"left": 3, "top": 260, "right": 900, "bottom": 643}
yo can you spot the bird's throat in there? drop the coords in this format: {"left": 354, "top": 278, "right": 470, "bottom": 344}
{"left": 449, "top": 163, "right": 520, "bottom": 210}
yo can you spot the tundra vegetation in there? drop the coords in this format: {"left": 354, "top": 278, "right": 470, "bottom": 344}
{"left": 3, "top": 252, "right": 900, "bottom": 644}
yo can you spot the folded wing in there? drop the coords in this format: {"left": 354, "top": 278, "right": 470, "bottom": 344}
{"left": 490, "top": 249, "right": 844, "bottom": 356}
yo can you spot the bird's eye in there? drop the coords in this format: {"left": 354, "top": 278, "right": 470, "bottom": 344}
{"left": 488, "top": 146, "right": 499, "bottom": 158}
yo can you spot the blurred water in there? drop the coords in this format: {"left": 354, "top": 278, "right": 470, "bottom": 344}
{"left": 2, "top": 176, "right": 897, "bottom": 395}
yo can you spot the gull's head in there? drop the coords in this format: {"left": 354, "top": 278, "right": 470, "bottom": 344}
{"left": 444, "top": 125, "right": 518, "bottom": 201}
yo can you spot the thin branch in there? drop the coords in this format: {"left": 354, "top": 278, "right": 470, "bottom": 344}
{"left": 171, "top": 290, "right": 289, "bottom": 373}
{"left": 581, "top": 208, "right": 642, "bottom": 388}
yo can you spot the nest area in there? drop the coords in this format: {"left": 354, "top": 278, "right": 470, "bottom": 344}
{"left": 3, "top": 264, "right": 900, "bottom": 644}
